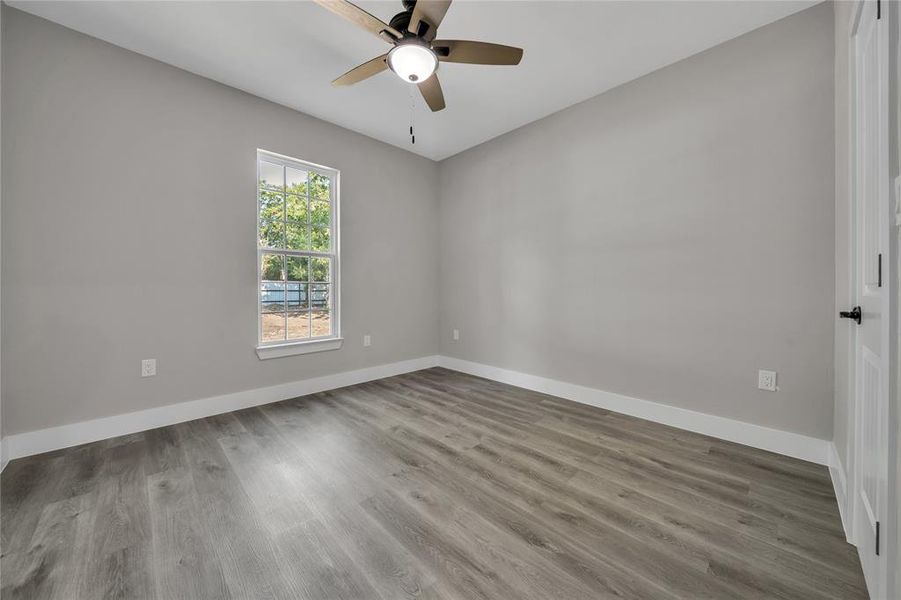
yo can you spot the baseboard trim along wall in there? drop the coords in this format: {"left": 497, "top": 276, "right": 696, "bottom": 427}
{"left": 437, "top": 356, "right": 832, "bottom": 466}
{"left": 828, "top": 442, "right": 852, "bottom": 542}
{"left": 3, "top": 354, "right": 834, "bottom": 472}
{"left": 2, "top": 355, "right": 441, "bottom": 463}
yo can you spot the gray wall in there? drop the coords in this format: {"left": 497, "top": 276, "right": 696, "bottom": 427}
{"left": 1, "top": 7, "right": 439, "bottom": 435}
{"left": 1, "top": 4, "right": 839, "bottom": 443}
{"left": 438, "top": 3, "right": 835, "bottom": 439}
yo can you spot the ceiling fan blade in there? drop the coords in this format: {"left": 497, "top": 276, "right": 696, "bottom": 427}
{"left": 313, "top": 0, "right": 401, "bottom": 42}
{"left": 332, "top": 54, "right": 389, "bottom": 86}
{"left": 408, "top": 0, "right": 452, "bottom": 41}
{"left": 432, "top": 40, "right": 523, "bottom": 65}
{"left": 418, "top": 74, "right": 446, "bottom": 112}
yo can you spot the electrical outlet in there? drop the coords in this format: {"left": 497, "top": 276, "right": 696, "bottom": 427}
{"left": 363, "top": 334, "right": 371, "bottom": 347}
{"left": 758, "top": 369, "right": 777, "bottom": 392}
{"left": 142, "top": 359, "right": 157, "bottom": 377}
{"left": 453, "top": 329, "right": 460, "bottom": 341}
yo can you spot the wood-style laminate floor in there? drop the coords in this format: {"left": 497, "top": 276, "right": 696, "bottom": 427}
{"left": 1, "top": 367, "right": 866, "bottom": 599}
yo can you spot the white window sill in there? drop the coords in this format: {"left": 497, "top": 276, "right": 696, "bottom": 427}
{"left": 256, "top": 337, "right": 343, "bottom": 360}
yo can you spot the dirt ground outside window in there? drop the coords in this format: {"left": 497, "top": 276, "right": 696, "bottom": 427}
{"left": 261, "top": 310, "right": 331, "bottom": 342}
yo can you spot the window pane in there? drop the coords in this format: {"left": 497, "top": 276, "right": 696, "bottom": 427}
{"left": 260, "top": 253, "right": 284, "bottom": 281}
{"left": 286, "top": 194, "right": 308, "bottom": 224}
{"left": 311, "top": 257, "right": 330, "bottom": 282}
{"left": 311, "top": 310, "right": 331, "bottom": 337}
{"left": 261, "top": 275, "right": 286, "bottom": 343}
{"left": 311, "top": 227, "right": 330, "bottom": 252}
{"left": 311, "top": 283, "right": 330, "bottom": 310}
{"left": 309, "top": 172, "right": 330, "bottom": 200}
{"left": 259, "top": 161, "right": 284, "bottom": 190}
{"left": 286, "top": 167, "right": 308, "bottom": 196}
{"left": 287, "top": 310, "right": 311, "bottom": 340}
{"left": 286, "top": 282, "right": 308, "bottom": 310}
{"left": 286, "top": 256, "right": 308, "bottom": 282}
{"left": 259, "top": 220, "right": 285, "bottom": 249}
{"left": 259, "top": 189, "right": 284, "bottom": 221}
{"left": 261, "top": 311, "right": 287, "bottom": 342}
{"left": 261, "top": 282, "right": 286, "bottom": 312}
{"left": 286, "top": 222, "right": 309, "bottom": 251}
{"left": 311, "top": 199, "right": 330, "bottom": 229}
{"left": 286, "top": 256, "right": 309, "bottom": 311}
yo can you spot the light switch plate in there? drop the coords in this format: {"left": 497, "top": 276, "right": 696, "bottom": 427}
{"left": 363, "top": 334, "right": 371, "bottom": 347}
{"left": 453, "top": 329, "right": 460, "bottom": 341}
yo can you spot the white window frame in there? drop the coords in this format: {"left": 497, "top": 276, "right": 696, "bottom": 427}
{"left": 255, "top": 149, "right": 342, "bottom": 359}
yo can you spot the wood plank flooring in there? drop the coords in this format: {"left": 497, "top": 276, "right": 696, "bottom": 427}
{"left": 1, "top": 367, "right": 867, "bottom": 599}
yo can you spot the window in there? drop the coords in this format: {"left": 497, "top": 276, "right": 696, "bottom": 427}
{"left": 256, "top": 150, "right": 340, "bottom": 358}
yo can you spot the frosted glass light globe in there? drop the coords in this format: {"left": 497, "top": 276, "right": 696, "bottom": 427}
{"left": 387, "top": 43, "right": 438, "bottom": 83}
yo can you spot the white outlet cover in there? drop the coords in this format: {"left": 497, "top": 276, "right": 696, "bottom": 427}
{"left": 758, "top": 369, "right": 777, "bottom": 392}
{"left": 453, "top": 329, "right": 460, "bottom": 341}
{"left": 142, "top": 358, "right": 157, "bottom": 377}
{"left": 363, "top": 335, "right": 371, "bottom": 347}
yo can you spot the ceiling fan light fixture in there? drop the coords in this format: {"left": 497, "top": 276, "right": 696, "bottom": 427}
{"left": 387, "top": 41, "right": 437, "bottom": 83}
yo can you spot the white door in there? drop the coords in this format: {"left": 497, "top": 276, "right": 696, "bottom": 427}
{"left": 850, "top": 1, "right": 890, "bottom": 597}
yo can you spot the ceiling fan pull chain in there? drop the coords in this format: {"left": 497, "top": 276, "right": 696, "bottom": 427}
{"left": 409, "top": 85, "right": 416, "bottom": 144}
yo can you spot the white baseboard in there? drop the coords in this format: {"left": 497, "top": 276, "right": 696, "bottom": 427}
{"left": 828, "top": 442, "right": 852, "bottom": 543}
{"left": 437, "top": 356, "right": 831, "bottom": 466}
{"left": 3, "top": 355, "right": 440, "bottom": 463}
{"left": 2, "top": 353, "right": 834, "bottom": 471}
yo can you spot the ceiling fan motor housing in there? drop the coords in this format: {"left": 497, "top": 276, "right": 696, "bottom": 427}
{"left": 389, "top": 10, "right": 413, "bottom": 36}
{"left": 390, "top": 1, "right": 429, "bottom": 40}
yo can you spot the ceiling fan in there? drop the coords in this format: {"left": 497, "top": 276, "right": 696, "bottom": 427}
{"left": 314, "top": 0, "right": 523, "bottom": 112}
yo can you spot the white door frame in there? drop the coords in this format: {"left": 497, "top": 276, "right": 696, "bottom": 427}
{"left": 844, "top": 1, "right": 898, "bottom": 598}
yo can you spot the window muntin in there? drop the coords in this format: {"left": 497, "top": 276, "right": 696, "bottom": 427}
{"left": 257, "top": 150, "right": 338, "bottom": 346}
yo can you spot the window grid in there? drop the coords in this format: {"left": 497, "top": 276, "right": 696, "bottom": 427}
{"left": 257, "top": 150, "right": 338, "bottom": 346}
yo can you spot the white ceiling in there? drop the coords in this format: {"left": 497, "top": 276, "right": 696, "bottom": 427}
{"left": 10, "top": 0, "right": 819, "bottom": 161}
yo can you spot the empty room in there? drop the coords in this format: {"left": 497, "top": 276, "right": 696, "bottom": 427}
{"left": 0, "top": 0, "right": 899, "bottom": 598}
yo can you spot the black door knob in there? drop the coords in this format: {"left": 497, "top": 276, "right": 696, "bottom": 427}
{"left": 839, "top": 306, "right": 862, "bottom": 325}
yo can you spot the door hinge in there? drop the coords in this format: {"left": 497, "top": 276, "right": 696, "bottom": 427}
{"left": 876, "top": 521, "right": 880, "bottom": 555}
{"left": 878, "top": 253, "right": 882, "bottom": 287}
